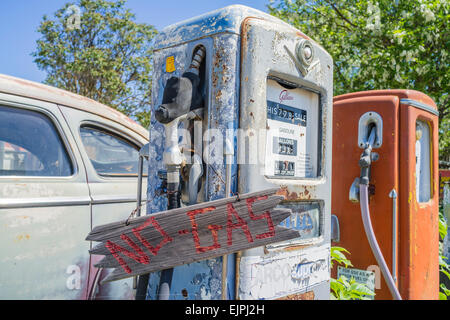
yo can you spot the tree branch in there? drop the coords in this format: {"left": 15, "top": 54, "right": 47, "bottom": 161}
{"left": 323, "top": 0, "right": 357, "bottom": 28}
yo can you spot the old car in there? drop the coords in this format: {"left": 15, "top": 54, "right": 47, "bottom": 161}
{"left": 0, "top": 74, "right": 148, "bottom": 299}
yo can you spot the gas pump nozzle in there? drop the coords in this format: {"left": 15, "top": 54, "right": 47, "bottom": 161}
{"left": 359, "top": 126, "right": 377, "bottom": 186}
{"left": 155, "top": 46, "right": 205, "bottom": 125}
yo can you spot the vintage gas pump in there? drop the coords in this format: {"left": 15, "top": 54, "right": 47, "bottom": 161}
{"left": 145, "top": 5, "right": 333, "bottom": 300}
{"left": 331, "top": 90, "right": 439, "bottom": 300}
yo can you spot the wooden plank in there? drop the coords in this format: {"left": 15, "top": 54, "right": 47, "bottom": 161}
{"left": 85, "top": 188, "right": 299, "bottom": 283}
{"left": 86, "top": 188, "right": 280, "bottom": 240}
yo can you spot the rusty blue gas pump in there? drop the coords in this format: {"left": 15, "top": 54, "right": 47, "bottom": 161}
{"left": 143, "top": 5, "right": 333, "bottom": 300}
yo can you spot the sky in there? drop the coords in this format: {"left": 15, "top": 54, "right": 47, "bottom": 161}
{"left": 0, "top": 0, "right": 268, "bottom": 83}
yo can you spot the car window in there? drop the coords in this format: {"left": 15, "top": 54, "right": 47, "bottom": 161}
{"left": 0, "top": 105, "right": 74, "bottom": 177}
{"left": 80, "top": 126, "right": 147, "bottom": 177}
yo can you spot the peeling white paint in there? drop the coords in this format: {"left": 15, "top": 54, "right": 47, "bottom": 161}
{"left": 239, "top": 244, "right": 330, "bottom": 299}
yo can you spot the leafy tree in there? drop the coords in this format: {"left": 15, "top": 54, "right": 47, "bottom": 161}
{"left": 32, "top": 0, "right": 157, "bottom": 128}
{"left": 268, "top": 0, "right": 449, "bottom": 160}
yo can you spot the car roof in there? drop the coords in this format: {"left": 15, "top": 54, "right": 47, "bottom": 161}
{"left": 0, "top": 74, "right": 149, "bottom": 140}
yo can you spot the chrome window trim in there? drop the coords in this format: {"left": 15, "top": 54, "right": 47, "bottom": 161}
{"left": 400, "top": 99, "right": 439, "bottom": 117}
{"left": 0, "top": 196, "right": 91, "bottom": 209}
{"left": 91, "top": 195, "right": 147, "bottom": 205}
{"left": 79, "top": 120, "right": 145, "bottom": 148}
{"left": 0, "top": 196, "right": 147, "bottom": 209}
{"left": 0, "top": 99, "right": 80, "bottom": 180}
{"left": 0, "top": 195, "right": 147, "bottom": 209}
{"left": 78, "top": 121, "right": 148, "bottom": 180}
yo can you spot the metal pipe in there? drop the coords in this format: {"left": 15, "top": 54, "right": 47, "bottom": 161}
{"left": 135, "top": 144, "right": 149, "bottom": 299}
{"left": 189, "top": 154, "right": 203, "bottom": 205}
{"left": 222, "top": 126, "right": 234, "bottom": 300}
{"left": 136, "top": 155, "right": 144, "bottom": 217}
{"left": 389, "top": 189, "right": 398, "bottom": 284}
{"left": 157, "top": 165, "right": 180, "bottom": 300}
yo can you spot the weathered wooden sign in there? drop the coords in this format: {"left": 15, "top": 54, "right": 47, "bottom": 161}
{"left": 86, "top": 188, "right": 299, "bottom": 283}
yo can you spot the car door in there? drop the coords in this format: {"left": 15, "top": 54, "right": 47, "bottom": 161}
{"left": 59, "top": 105, "right": 148, "bottom": 300}
{"left": 0, "top": 93, "right": 91, "bottom": 299}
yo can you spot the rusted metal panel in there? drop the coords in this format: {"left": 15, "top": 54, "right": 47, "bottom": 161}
{"left": 152, "top": 5, "right": 295, "bottom": 51}
{"left": 237, "top": 17, "right": 333, "bottom": 299}
{"left": 147, "top": 10, "right": 245, "bottom": 300}
{"left": 147, "top": 5, "right": 333, "bottom": 300}
{"left": 334, "top": 89, "right": 437, "bottom": 111}
{"left": 147, "top": 37, "right": 226, "bottom": 300}
{"left": 332, "top": 90, "right": 439, "bottom": 300}
{"left": 332, "top": 95, "right": 400, "bottom": 300}
{"left": 399, "top": 95, "right": 439, "bottom": 300}
{"left": 276, "top": 291, "right": 315, "bottom": 300}
{"left": 238, "top": 244, "right": 330, "bottom": 299}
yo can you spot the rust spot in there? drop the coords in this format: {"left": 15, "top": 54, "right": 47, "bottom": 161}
{"left": 296, "top": 31, "right": 311, "bottom": 40}
{"left": 277, "top": 291, "right": 315, "bottom": 300}
{"left": 276, "top": 186, "right": 289, "bottom": 199}
{"left": 15, "top": 234, "right": 30, "bottom": 242}
{"left": 368, "top": 184, "right": 376, "bottom": 196}
{"left": 287, "top": 192, "right": 298, "bottom": 201}
{"left": 277, "top": 186, "right": 315, "bottom": 200}
{"left": 282, "top": 244, "right": 311, "bottom": 252}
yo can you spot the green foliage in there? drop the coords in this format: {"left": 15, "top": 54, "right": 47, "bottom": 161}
{"left": 439, "top": 209, "right": 450, "bottom": 300}
{"left": 439, "top": 209, "right": 448, "bottom": 241}
{"left": 32, "top": 0, "right": 157, "bottom": 128}
{"left": 331, "top": 276, "right": 375, "bottom": 300}
{"left": 330, "top": 246, "right": 353, "bottom": 268}
{"left": 330, "top": 246, "right": 375, "bottom": 300}
{"left": 268, "top": 0, "right": 450, "bottom": 160}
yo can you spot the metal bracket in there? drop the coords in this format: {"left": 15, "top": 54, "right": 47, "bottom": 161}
{"left": 389, "top": 189, "right": 398, "bottom": 284}
{"left": 349, "top": 177, "right": 360, "bottom": 203}
{"left": 331, "top": 214, "right": 340, "bottom": 242}
{"left": 284, "top": 44, "right": 319, "bottom": 77}
{"left": 358, "top": 111, "right": 383, "bottom": 149}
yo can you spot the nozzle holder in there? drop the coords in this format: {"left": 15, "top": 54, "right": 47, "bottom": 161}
{"left": 358, "top": 111, "right": 383, "bottom": 149}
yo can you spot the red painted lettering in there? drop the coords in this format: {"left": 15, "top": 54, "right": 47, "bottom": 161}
{"left": 226, "top": 203, "right": 253, "bottom": 246}
{"left": 186, "top": 207, "right": 221, "bottom": 253}
{"left": 246, "top": 196, "right": 276, "bottom": 239}
{"left": 132, "top": 216, "right": 173, "bottom": 256}
{"left": 105, "top": 234, "right": 150, "bottom": 274}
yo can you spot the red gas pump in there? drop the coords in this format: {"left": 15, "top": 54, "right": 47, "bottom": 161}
{"left": 332, "top": 90, "right": 439, "bottom": 300}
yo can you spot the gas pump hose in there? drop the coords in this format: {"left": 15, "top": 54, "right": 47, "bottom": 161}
{"left": 359, "top": 179, "right": 402, "bottom": 300}
{"left": 358, "top": 126, "right": 401, "bottom": 300}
